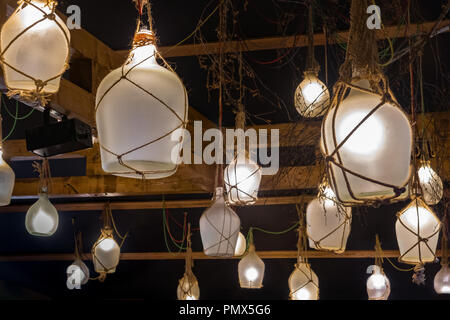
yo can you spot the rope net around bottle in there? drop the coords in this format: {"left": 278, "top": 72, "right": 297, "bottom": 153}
{"left": 95, "top": 20, "right": 188, "bottom": 179}
{"left": 396, "top": 197, "right": 441, "bottom": 265}
{"left": 0, "top": 0, "right": 70, "bottom": 106}
{"left": 202, "top": 196, "right": 240, "bottom": 257}
{"left": 306, "top": 179, "right": 352, "bottom": 254}
{"left": 179, "top": 224, "right": 199, "bottom": 300}
{"left": 91, "top": 204, "right": 128, "bottom": 282}
{"left": 223, "top": 148, "right": 261, "bottom": 205}
{"left": 321, "top": 0, "right": 411, "bottom": 206}
{"left": 289, "top": 202, "right": 319, "bottom": 300}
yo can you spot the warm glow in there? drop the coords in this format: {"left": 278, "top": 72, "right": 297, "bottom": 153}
{"left": 434, "top": 265, "right": 450, "bottom": 294}
{"left": 20, "top": 1, "right": 55, "bottom": 31}
{"left": 417, "top": 162, "right": 443, "bottom": 205}
{"left": 369, "top": 274, "right": 387, "bottom": 289}
{"left": 31, "top": 209, "right": 55, "bottom": 235}
{"left": 402, "top": 206, "right": 432, "bottom": 228}
{"left": 234, "top": 232, "right": 247, "bottom": 256}
{"left": 337, "top": 111, "right": 384, "bottom": 156}
{"left": 293, "top": 288, "right": 312, "bottom": 300}
{"left": 98, "top": 238, "right": 116, "bottom": 252}
{"left": 302, "top": 82, "right": 324, "bottom": 104}
{"left": 245, "top": 267, "right": 259, "bottom": 282}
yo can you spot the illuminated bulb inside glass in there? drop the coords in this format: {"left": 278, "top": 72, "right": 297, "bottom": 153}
{"left": 234, "top": 232, "right": 247, "bottom": 256}
{"left": 93, "top": 230, "right": 120, "bottom": 274}
{"left": 366, "top": 266, "right": 390, "bottom": 300}
{"left": 224, "top": 151, "right": 261, "bottom": 205}
{"left": 395, "top": 198, "right": 441, "bottom": 264}
{"left": 288, "top": 262, "right": 319, "bottom": 300}
{"left": 245, "top": 267, "right": 259, "bottom": 282}
{"left": 238, "top": 244, "right": 265, "bottom": 289}
{"left": 302, "top": 82, "right": 324, "bottom": 104}
{"left": 417, "top": 161, "right": 443, "bottom": 205}
{"left": 177, "top": 273, "right": 200, "bottom": 300}
{"left": 293, "top": 288, "right": 311, "bottom": 300}
{"left": 337, "top": 110, "right": 384, "bottom": 156}
{"left": 434, "top": 265, "right": 450, "bottom": 294}
{"left": 25, "top": 193, "right": 59, "bottom": 236}
{"left": 294, "top": 74, "right": 330, "bottom": 118}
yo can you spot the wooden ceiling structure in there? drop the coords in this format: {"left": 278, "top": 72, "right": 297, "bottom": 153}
{"left": 0, "top": 0, "right": 449, "bottom": 264}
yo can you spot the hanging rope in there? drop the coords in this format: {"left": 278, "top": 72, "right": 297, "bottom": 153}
{"left": 178, "top": 223, "right": 199, "bottom": 300}
{"left": 0, "top": 0, "right": 70, "bottom": 106}
{"left": 32, "top": 158, "right": 52, "bottom": 194}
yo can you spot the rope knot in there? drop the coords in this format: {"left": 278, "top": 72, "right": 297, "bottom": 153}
{"left": 44, "top": 13, "right": 56, "bottom": 20}
{"left": 393, "top": 187, "right": 405, "bottom": 197}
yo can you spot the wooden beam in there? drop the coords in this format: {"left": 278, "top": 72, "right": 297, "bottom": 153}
{"left": 0, "top": 195, "right": 314, "bottom": 213}
{"left": 0, "top": 250, "right": 448, "bottom": 262}
{"left": 117, "top": 20, "right": 450, "bottom": 58}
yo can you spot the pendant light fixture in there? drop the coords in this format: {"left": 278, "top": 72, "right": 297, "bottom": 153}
{"left": 294, "top": 0, "right": 330, "bottom": 118}
{"left": 0, "top": 0, "right": 71, "bottom": 105}
{"left": 66, "top": 223, "right": 89, "bottom": 289}
{"left": 366, "top": 235, "right": 391, "bottom": 300}
{"left": 417, "top": 160, "right": 443, "bottom": 206}
{"left": 238, "top": 230, "right": 265, "bottom": 289}
{"left": 95, "top": 1, "right": 188, "bottom": 179}
{"left": 234, "top": 232, "right": 247, "bottom": 257}
{"left": 200, "top": 187, "right": 241, "bottom": 257}
{"left": 177, "top": 224, "right": 200, "bottom": 300}
{"left": 395, "top": 197, "right": 441, "bottom": 265}
{"left": 0, "top": 115, "right": 15, "bottom": 206}
{"left": 91, "top": 204, "right": 127, "bottom": 282}
{"left": 289, "top": 206, "right": 319, "bottom": 300}
{"left": 25, "top": 159, "right": 58, "bottom": 236}
{"left": 434, "top": 216, "right": 449, "bottom": 294}
{"left": 224, "top": 52, "right": 261, "bottom": 205}
{"left": 306, "top": 178, "right": 352, "bottom": 253}
{"left": 321, "top": 0, "right": 412, "bottom": 206}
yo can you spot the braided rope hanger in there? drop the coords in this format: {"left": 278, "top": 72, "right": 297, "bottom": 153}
{"left": 0, "top": 0, "right": 70, "bottom": 106}
{"left": 178, "top": 223, "right": 199, "bottom": 299}
{"left": 321, "top": 0, "right": 412, "bottom": 206}
{"left": 95, "top": 2, "right": 188, "bottom": 179}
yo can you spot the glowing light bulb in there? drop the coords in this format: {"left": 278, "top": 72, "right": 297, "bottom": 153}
{"left": 294, "top": 74, "right": 330, "bottom": 118}
{"left": 92, "top": 229, "right": 120, "bottom": 274}
{"left": 234, "top": 232, "right": 247, "bottom": 256}
{"left": 417, "top": 161, "right": 443, "bottom": 205}
{"left": 302, "top": 82, "right": 324, "bottom": 104}
{"left": 337, "top": 111, "right": 384, "bottom": 156}
{"left": 25, "top": 193, "right": 59, "bottom": 236}
{"left": 98, "top": 238, "right": 116, "bottom": 251}
{"left": 402, "top": 206, "right": 432, "bottom": 228}
{"left": 288, "top": 262, "right": 319, "bottom": 300}
{"left": 366, "top": 266, "right": 390, "bottom": 300}
{"left": 434, "top": 265, "right": 450, "bottom": 294}
{"left": 245, "top": 267, "right": 259, "bottom": 282}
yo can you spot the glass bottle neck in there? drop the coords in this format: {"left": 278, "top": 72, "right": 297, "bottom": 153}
{"left": 128, "top": 44, "right": 157, "bottom": 67}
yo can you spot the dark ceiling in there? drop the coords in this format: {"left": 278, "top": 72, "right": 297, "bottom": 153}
{"left": 0, "top": 0, "right": 449, "bottom": 301}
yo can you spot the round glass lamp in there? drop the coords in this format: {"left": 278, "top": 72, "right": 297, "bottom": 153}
{"left": 0, "top": 150, "right": 15, "bottom": 206}
{"left": 25, "top": 191, "right": 58, "bottom": 236}
{"left": 294, "top": 72, "right": 330, "bottom": 118}
{"left": 366, "top": 265, "right": 390, "bottom": 300}
{"left": 92, "top": 227, "right": 120, "bottom": 276}
{"left": 417, "top": 160, "right": 443, "bottom": 205}
{"left": 434, "top": 265, "right": 450, "bottom": 294}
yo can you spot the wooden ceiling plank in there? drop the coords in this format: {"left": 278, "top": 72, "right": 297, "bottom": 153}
{"left": 0, "top": 250, "right": 447, "bottom": 262}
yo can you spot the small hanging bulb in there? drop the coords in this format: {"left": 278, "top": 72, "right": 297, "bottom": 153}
{"left": 177, "top": 223, "right": 200, "bottom": 300}
{"left": 25, "top": 189, "right": 59, "bottom": 236}
{"left": 288, "top": 260, "right": 319, "bottom": 300}
{"left": 92, "top": 227, "right": 120, "bottom": 279}
{"left": 224, "top": 150, "right": 262, "bottom": 205}
{"left": 294, "top": 73, "right": 330, "bottom": 118}
{"left": 434, "top": 264, "right": 450, "bottom": 294}
{"left": 417, "top": 160, "right": 443, "bottom": 205}
{"left": 234, "top": 232, "right": 247, "bottom": 256}
{"left": 366, "top": 265, "right": 391, "bottom": 300}
{"left": 238, "top": 244, "right": 265, "bottom": 289}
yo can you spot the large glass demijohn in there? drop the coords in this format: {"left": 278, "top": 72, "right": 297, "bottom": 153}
{"left": 0, "top": 0, "right": 70, "bottom": 95}
{"left": 95, "top": 29, "right": 188, "bottom": 179}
